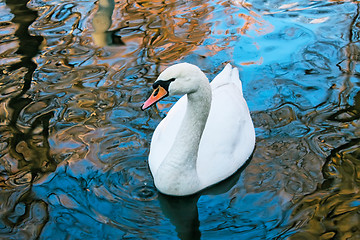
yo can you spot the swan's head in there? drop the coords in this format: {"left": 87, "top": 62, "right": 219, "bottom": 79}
{"left": 141, "top": 63, "right": 208, "bottom": 110}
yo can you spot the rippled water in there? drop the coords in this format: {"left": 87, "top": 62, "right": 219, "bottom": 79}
{"left": 1, "top": 0, "right": 360, "bottom": 239}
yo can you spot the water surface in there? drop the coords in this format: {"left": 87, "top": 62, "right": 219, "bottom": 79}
{"left": 0, "top": 0, "right": 360, "bottom": 239}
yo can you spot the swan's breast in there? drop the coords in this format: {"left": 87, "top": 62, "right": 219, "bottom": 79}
{"left": 148, "top": 96, "right": 187, "bottom": 175}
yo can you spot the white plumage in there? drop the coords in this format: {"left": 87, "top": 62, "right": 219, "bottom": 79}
{"left": 142, "top": 63, "right": 255, "bottom": 196}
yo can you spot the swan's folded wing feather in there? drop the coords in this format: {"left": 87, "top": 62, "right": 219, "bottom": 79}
{"left": 211, "top": 64, "right": 242, "bottom": 93}
{"left": 210, "top": 63, "right": 233, "bottom": 88}
{"left": 197, "top": 82, "right": 255, "bottom": 186}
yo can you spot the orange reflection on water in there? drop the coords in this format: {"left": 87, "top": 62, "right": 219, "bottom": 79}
{"left": 240, "top": 56, "right": 263, "bottom": 66}
{"left": 91, "top": 0, "right": 274, "bottom": 67}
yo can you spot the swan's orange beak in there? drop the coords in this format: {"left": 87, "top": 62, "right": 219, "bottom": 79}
{"left": 141, "top": 86, "right": 168, "bottom": 110}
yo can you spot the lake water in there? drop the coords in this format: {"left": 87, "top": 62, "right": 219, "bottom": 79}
{"left": 1, "top": 0, "right": 360, "bottom": 239}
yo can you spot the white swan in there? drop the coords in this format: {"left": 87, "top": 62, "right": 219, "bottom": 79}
{"left": 142, "top": 63, "right": 255, "bottom": 196}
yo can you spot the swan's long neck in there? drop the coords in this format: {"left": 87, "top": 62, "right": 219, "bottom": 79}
{"left": 169, "top": 83, "right": 212, "bottom": 164}
{"left": 155, "top": 79, "right": 211, "bottom": 195}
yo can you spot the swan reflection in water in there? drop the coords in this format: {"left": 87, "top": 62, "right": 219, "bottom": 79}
{"left": 157, "top": 162, "right": 248, "bottom": 240}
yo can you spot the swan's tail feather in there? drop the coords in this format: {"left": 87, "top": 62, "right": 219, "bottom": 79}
{"left": 211, "top": 63, "right": 232, "bottom": 85}
{"left": 211, "top": 63, "right": 243, "bottom": 94}
{"left": 230, "top": 66, "right": 243, "bottom": 94}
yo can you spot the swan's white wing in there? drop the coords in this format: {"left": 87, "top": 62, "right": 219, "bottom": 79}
{"left": 197, "top": 67, "right": 255, "bottom": 186}
{"left": 148, "top": 96, "right": 187, "bottom": 175}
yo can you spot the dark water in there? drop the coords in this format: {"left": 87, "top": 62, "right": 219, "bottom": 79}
{"left": 0, "top": 0, "right": 360, "bottom": 239}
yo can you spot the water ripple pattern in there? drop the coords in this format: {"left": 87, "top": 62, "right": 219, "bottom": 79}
{"left": 0, "top": 0, "right": 360, "bottom": 239}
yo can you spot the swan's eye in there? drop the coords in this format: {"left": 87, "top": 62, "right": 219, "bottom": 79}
{"left": 153, "top": 88, "right": 160, "bottom": 97}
